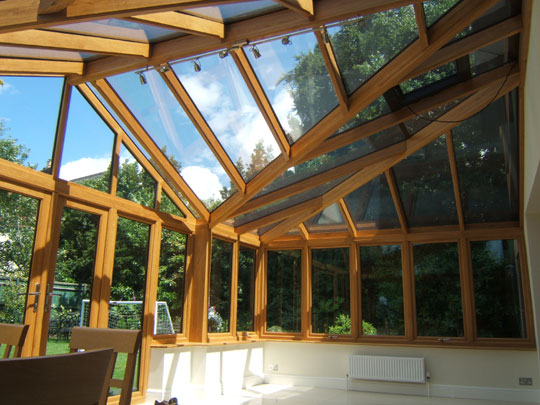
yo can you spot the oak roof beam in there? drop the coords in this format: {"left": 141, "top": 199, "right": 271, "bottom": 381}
{"left": 0, "top": 57, "right": 83, "bottom": 75}
{"left": 414, "top": 3, "right": 429, "bottom": 47}
{"left": 272, "top": 0, "right": 314, "bottom": 18}
{"left": 130, "top": 12, "right": 224, "bottom": 38}
{"left": 260, "top": 73, "right": 520, "bottom": 242}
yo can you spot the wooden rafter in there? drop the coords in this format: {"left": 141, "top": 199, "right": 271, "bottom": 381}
{"left": 0, "top": 58, "right": 83, "bottom": 75}
{"left": 385, "top": 169, "right": 408, "bottom": 233}
{"left": 210, "top": 0, "right": 500, "bottom": 227}
{"left": 0, "top": 29, "right": 150, "bottom": 57}
{"left": 0, "top": 0, "right": 39, "bottom": 27}
{"left": 51, "top": 81, "right": 72, "bottom": 179}
{"left": 272, "top": 0, "right": 314, "bottom": 18}
{"left": 130, "top": 12, "right": 224, "bottom": 38}
{"left": 159, "top": 67, "right": 246, "bottom": 194}
{"left": 413, "top": 3, "right": 429, "bottom": 47}
{"left": 338, "top": 199, "right": 357, "bottom": 238}
{"left": 92, "top": 78, "right": 210, "bottom": 220}
{"left": 445, "top": 131, "right": 465, "bottom": 232}
{"left": 298, "top": 223, "right": 310, "bottom": 240}
{"left": 259, "top": 75, "right": 520, "bottom": 242}
{"left": 314, "top": 28, "right": 348, "bottom": 112}
{"left": 230, "top": 48, "right": 291, "bottom": 159}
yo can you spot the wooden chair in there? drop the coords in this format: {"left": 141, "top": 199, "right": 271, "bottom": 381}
{"left": 70, "top": 327, "right": 142, "bottom": 405}
{"left": 0, "top": 323, "right": 29, "bottom": 358}
{"left": 0, "top": 348, "right": 114, "bottom": 404}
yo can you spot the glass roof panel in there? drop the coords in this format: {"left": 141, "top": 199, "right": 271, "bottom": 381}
{"left": 305, "top": 203, "right": 348, "bottom": 234}
{"left": 335, "top": 96, "right": 391, "bottom": 135}
{"left": 0, "top": 75, "right": 63, "bottom": 172}
{"left": 108, "top": 69, "right": 233, "bottom": 209}
{"left": 403, "top": 98, "right": 464, "bottom": 136}
{"left": 172, "top": 53, "right": 278, "bottom": 181}
{"left": 116, "top": 143, "right": 157, "bottom": 208}
{"left": 423, "top": 0, "right": 461, "bottom": 28}
{"left": 452, "top": 89, "right": 519, "bottom": 223}
{"left": 454, "top": 0, "right": 519, "bottom": 43}
{"left": 255, "top": 125, "right": 405, "bottom": 199}
{"left": 470, "top": 35, "right": 518, "bottom": 77}
{"left": 60, "top": 88, "right": 114, "bottom": 193}
{"left": 245, "top": 31, "right": 338, "bottom": 144}
{"left": 344, "top": 173, "right": 400, "bottom": 230}
{"left": 393, "top": 135, "right": 458, "bottom": 227}
{"left": 50, "top": 19, "right": 182, "bottom": 43}
{"left": 328, "top": 5, "right": 418, "bottom": 95}
{"left": 86, "top": 83, "right": 133, "bottom": 139}
{"left": 183, "top": 1, "right": 282, "bottom": 23}
{"left": 400, "top": 62, "right": 457, "bottom": 94}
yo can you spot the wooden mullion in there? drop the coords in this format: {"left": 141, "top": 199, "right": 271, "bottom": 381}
{"left": 159, "top": 68, "right": 246, "bottom": 194}
{"left": 272, "top": 0, "right": 314, "bottom": 18}
{"left": 338, "top": 198, "right": 357, "bottom": 238}
{"left": 130, "top": 12, "right": 224, "bottom": 38}
{"left": 51, "top": 80, "right": 72, "bottom": 179}
{"left": 92, "top": 78, "right": 210, "bottom": 220}
{"left": 314, "top": 29, "right": 348, "bottom": 112}
{"left": 350, "top": 243, "right": 360, "bottom": 339}
{"left": 260, "top": 76, "right": 519, "bottom": 242}
{"left": 97, "top": 207, "right": 117, "bottom": 328}
{"left": 302, "top": 244, "right": 310, "bottom": 339}
{"left": 0, "top": 29, "right": 149, "bottom": 56}
{"left": 298, "top": 223, "right": 310, "bottom": 240}
{"left": 385, "top": 169, "right": 408, "bottom": 234}
{"left": 230, "top": 239, "right": 240, "bottom": 338}
{"left": 402, "top": 241, "right": 415, "bottom": 341}
{"left": 458, "top": 237, "right": 475, "bottom": 343}
{"left": 446, "top": 131, "right": 465, "bottom": 231}
{"left": 414, "top": 2, "right": 429, "bottom": 47}
{"left": 230, "top": 48, "right": 291, "bottom": 159}
{"left": 0, "top": 58, "right": 83, "bottom": 75}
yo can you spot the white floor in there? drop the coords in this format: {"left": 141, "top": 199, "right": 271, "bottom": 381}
{"left": 146, "top": 384, "right": 537, "bottom": 405}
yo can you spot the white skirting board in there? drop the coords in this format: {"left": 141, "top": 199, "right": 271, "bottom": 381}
{"left": 263, "top": 373, "right": 540, "bottom": 403}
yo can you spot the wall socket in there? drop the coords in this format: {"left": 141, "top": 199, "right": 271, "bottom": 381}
{"left": 268, "top": 364, "right": 278, "bottom": 371}
{"left": 519, "top": 377, "right": 533, "bottom": 386}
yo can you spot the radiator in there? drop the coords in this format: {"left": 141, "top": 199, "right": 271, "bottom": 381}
{"left": 348, "top": 355, "right": 425, "bottom": 383}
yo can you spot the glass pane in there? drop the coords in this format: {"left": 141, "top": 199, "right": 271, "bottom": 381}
{"left": 267, "top": 250, "right": 301, "bottom": 333}
{"left": 305, "top": 203, "right": 348, "bottom": 234}
{"left": 60, "top": 88, "right": 114, "bottom": 192}
{"left": 470, "top": 36, "right": 517, "bottom": 77}
{"left": 51, "top": 19, "right": 180, "bottom": 43}
{"left": 335, "top": 96, "right": 391, "bottom": 135}
{"left": 0, "top": 76, "right": 64, "bottom": 172}
{"left": 345, "top": 174, "right": 400, "bottom": 230}
{"left": 160, "top": 190, "right": 185, "bottom": 217}
{"left": 0, "top": 190, "right": 39, "bottom": 325}
{"left": 452, "top": 90, "right": 519, "bottom": 223}
{"left": 360, "top": 245, "right": 404, "bottom": 336}
{"left": 47, "top": 208, "right": 99, "bottom": 355}
{"left": 400, "top": 62, "right": 457, "bottom": 94}
{"left": 237, "top": 246, "right": 256, "bottom": 332}
{"left": 116, "top": 144, "right": 157, "bottom": 208}
{"left": 108, "top": 70, "right": 232, "bottom": 209}
{"left": 403, "top": 99, "right": 463, "bottom": 135}
{"left": 245, "top": 32, "right": 338, "bottom": 144}
{"left": 208, "top": 238, "right": 233, "bottom": 333}
{"left": 423, "top": 0, "right": 461, "bottom": 27}
{"left": 156, "top": 228, "right": 187, "bottom": 335}
{"left": 184, "top": 1, "right": 282, "bottom": 23}
{"left": 471, "top": 239, "right": 526, "bottom": 338}
{"left": 172, "top": 53, "right": 278, "bottom": 181}
{"left": 393, "top": 135, "right": 458, "bottom": 227}
{"left": 311, "top": 247, "right": 350, "bottom": 334}
{"left": 414, "top": 242, "right": 463, "bottom": 337}
{"left": 328, "top": 5, "right": 417, "bottom": 95}
{"left": 110, "top": 216, "right": 150, "bottom": 329}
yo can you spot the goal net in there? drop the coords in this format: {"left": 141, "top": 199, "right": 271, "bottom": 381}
{"left": 80, "top": 299, "right": 174, "bottom": 334}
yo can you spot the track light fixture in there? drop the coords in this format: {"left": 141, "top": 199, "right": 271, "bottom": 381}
{"left": 218, "top": 49, "right": 229, "bottom": 59}
{"left": 136, "top": 71, "right": 147, "bottom": 85}
{"left": 193, "top": 58, "right": 201, "bottom": 72}
{"left": 159, "top": 64, "right": 170, "bottom": 73}
{"left": 250, "top": 44, "right": 261, "bottom": 59}
{"left": 281, "top": 36, "right": 292, "bottom": 45}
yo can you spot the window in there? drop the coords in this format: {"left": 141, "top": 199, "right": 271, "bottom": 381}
{"left": 156, "top": 228, "right": 187, "bottom": 335}
{"left": 413, "top": 242, "right": 464, "bottom": 337}
{"left": 360, "top": 245, "right": 404, "bottom": 336}
{"left": 237, "top": 246, "right": 256, "bottom": 332}
{"left": 311, "top": 247, "right": 350, "bottom": 334}
{"left": 208, "top": 238, "right": 233, "bottom": 333}
{"left": 471, "top": 239, "right": 526, "bottom": 338}
{"left": 266, "top": 250, "right": 301, "bottom": 333}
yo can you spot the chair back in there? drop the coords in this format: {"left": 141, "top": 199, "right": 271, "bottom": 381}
{"left": 70, "top": 327, "right": 142, "bottom": 405}
{"left": 0, "top": 348, "right": 113, "bottom": 404}
{"left": 0, "top": 323, "right": 29, "bottom": 358}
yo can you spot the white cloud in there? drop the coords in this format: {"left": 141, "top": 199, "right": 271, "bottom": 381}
{"left": 181, "top": 165, "right": 223, "bottom": 201}
{"left": 59, "top": 156, "right": 112, "bottom": 181}
{"left": 0, "top": 81, "right": 13, "bottom": 96}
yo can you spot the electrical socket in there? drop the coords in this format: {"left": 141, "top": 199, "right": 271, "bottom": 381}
{"left": 519, "top": 377, "right": 533, "bottom": 386}
{"left": 268, "top": 364, "right": 274, "bottom": 371}
{"left": 273, "top": 364, "right": 278, "bottom": 371}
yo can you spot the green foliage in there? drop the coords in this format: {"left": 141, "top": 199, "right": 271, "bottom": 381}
{"left": 208, "top": 238, "right": 233, "bottom": 333}
{"left": 237, "top": 247, "right": 256, "bottom": 331}
{"left": 327, "top": 314, "right": 377, "bottom": 336}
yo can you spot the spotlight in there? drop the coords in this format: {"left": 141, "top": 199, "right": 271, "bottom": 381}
{"left": 136, "top": 71, "right": 147, "bottom": 85}
{"left": 159, "top": 64, "right": 170, "bottom": 73}
{"left": 218, "top": 49, "right": 229, "bottom": 59}
{"left": 250, "top": 45, "right": 261, "bottom": 59}
{"left": 193, "top": 58, "right": 201, "bottom": 72}
{"left": 281, "top": 36, "right": 291, "bottom": 45}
